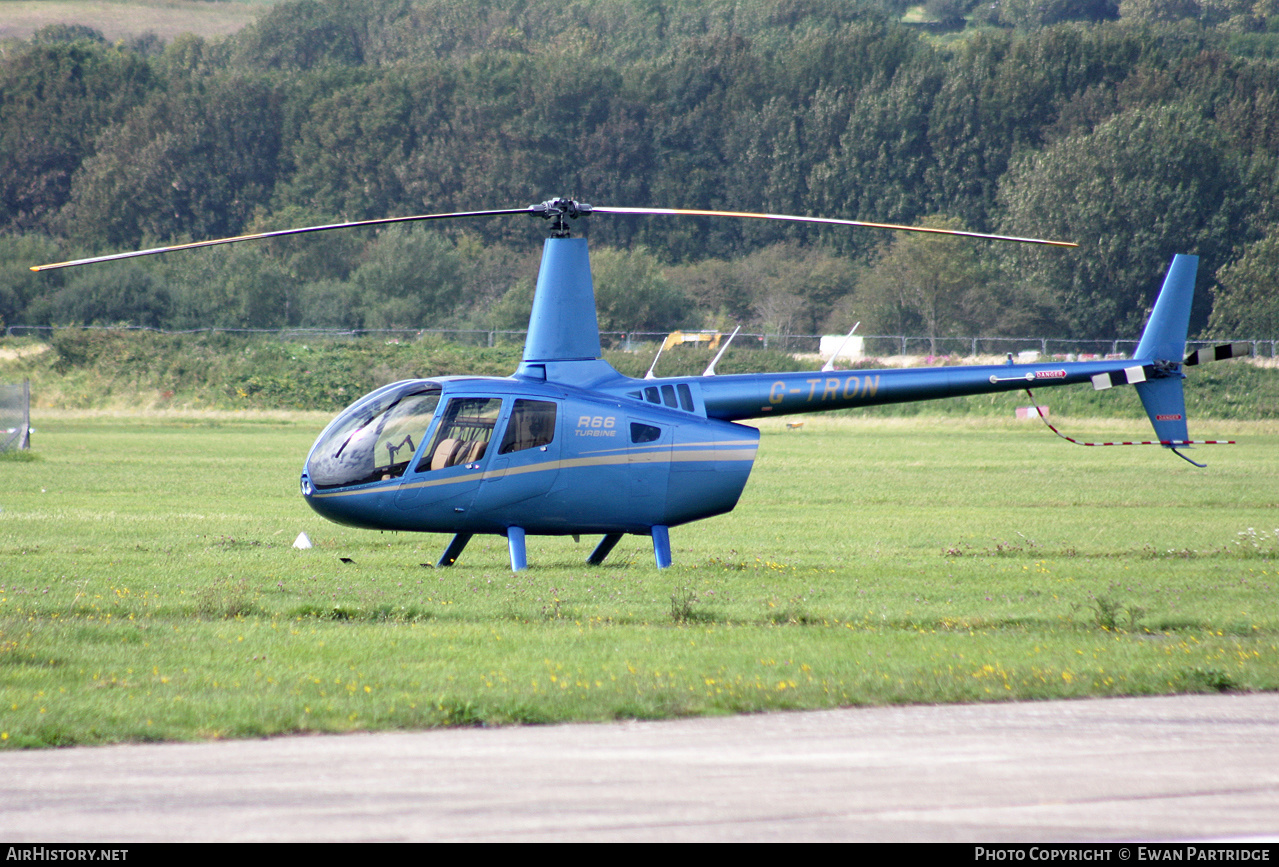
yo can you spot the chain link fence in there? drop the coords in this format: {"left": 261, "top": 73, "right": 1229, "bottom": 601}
{"left": 4, "top": 324, "right": 1276, "bottom": 360}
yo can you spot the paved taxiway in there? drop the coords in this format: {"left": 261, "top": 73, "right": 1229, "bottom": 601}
{"left": 2, "top": 693, "right": 1277, "bottom": 842}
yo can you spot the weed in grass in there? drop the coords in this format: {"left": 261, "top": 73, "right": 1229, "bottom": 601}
{"left": 207, "top": 536, "right": 271, "bottom": 550}
{"left": 433, "top": 698, "right": 486, "bottom": 727}
{"left": 1233, "top": 527, "right": 1279, "bottom": 558}
{"left": 1149, "top": 528, "right": 1279, "bottom": 560}
{"left": 1182, "top": 666, "right": 1236, "bottom": 692}
{"left": 289, "top": 604, "right": 366, "bottom": 621}
{"left": 485, "top": 701, "right": 556, "bottom": 725}
{"left": 669, "top": 586, "right": 700, "bottom": 623}
{"left": 667, "top": 586, "right": 723, "bottom": 623}
{"left": 944, "top": 535, "right": 1038, "bottom": 557}
{"left": 1078, "top": 595, "right": 1146, "bottom": 632}
{"left": 540, "top": 588, "right": 569, "bottom": 620}
{"left": 1066, "top": 585, "right": 1149, "bottom": 633}
{"left": 1124, "top": 604, "right": 1147, "bottom": 631}
{"left": 990, "top": 536, "right": 1037, "bottom": 556}
{"left": 764, "top": 595, "right": 820, "bottom": 625}
{"left": 705, "top": 555, "right": 748, "bottom": 571}
{"left": 1144, "top": 544, "right": 1201, "bottom": 559}
{"left": 1091, "top": 596, "right": 1124, "bottom": 630}
{"left": 196, "top": 576, "right": 261, "bottom": 620}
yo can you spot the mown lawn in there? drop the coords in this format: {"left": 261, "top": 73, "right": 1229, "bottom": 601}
{"left": 1, "top": 412, "right": 1276, "bottom": 747}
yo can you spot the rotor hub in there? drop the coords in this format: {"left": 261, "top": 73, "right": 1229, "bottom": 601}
{"left": 531, "top": 198, "right": 592, "bottom": 237}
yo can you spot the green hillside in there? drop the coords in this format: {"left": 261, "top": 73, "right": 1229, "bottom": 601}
{"left": 4, "top": 0, "right": 1279, "bottom": 346}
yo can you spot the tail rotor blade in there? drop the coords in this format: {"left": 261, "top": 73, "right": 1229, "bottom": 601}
{"left": 1184, "top": 342, "right": 1252, "bottom": 366}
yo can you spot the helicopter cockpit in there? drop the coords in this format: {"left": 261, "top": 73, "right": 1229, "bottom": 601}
{"left": 306, "top": 380, "right": 443, "bottom": 490}
{"left": 304, "top": 379, "right": 563, "bottom": 494}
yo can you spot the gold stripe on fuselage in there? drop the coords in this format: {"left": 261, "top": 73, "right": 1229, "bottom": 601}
{"left": 311, "top": 444, "right": 759, "bottom": 499}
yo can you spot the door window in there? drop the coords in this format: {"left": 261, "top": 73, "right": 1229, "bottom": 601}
{"left": 418, "top": 397, "right": 502, "bottom": 471}
{"left": 631, "top": 422, "right": 662, "bottom": 444}
{"left": 498, "top": 399, "right": 557, "bottom": 454}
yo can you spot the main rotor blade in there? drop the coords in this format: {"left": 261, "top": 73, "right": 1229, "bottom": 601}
{"left": 32, "top": 199, "right": 1075, "bottom": 272}
{"left": 30, "top": 207, "right": 533, "bottom": 272}
{"left": 592, "top": 206, "right": 1078, "bottom": 247}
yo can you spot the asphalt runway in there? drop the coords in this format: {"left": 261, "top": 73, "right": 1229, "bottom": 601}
{"left": 2, "top": 693, "right": 1277, "bottom": 842}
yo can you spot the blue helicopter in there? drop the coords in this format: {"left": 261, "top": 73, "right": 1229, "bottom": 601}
{"left": 35, "top": 198, "right": 1239, "bottom": 570}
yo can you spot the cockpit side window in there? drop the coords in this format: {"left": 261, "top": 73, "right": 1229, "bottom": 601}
{"left": 418, "top": 397, "right": 502, "bottom": 472}
{"left": 498, "top": 399, "right": 557, "bottom": 454}
{"left": 373, "top": 392, "right": 440, "bottom": 477}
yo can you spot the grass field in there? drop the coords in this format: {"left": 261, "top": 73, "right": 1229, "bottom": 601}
{"left": 0, "top": 1, "right": 275, "bottom": 43}
{"left": 1, "top": 411, "right": 1277, "bottom": 748}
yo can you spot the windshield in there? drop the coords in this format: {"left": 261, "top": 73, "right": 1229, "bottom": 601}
{"left": 308, "top": 382, "right": 442, "bottom": 489}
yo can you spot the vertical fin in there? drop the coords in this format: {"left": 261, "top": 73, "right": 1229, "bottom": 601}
{"left": 1134, "top": 377, "right": 1190, "bottom": 445}
{"left": 1133, "top": 255, "right": 1198, "bottom": 456}
{"left": 1134, "top": 254, "right": 1197, "bottom": 363}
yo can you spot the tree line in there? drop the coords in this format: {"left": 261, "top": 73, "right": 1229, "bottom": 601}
{"left": 2, "top": 0, "right": 1279, "bottom": 345}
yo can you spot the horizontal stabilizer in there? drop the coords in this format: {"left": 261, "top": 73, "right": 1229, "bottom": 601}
{"left": 1091, "top": 365, "right": 1152, "bottom": 391}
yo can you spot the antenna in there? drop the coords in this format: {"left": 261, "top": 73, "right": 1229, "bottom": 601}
{"left": 644, "top": 342, "right": 665, "bottom": 380}
{"left": 702, "top": 326, "right": 740, "bottom": 377}
{"left": 821, "top": 322, "right": 860, "bottom": 372}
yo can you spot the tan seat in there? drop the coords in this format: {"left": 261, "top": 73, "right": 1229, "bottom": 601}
{"left": 429, "top": 437, "right": 464, "bottom": 470}
{"left": 459, "top": 439, "right": 487, "bottom": 464}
